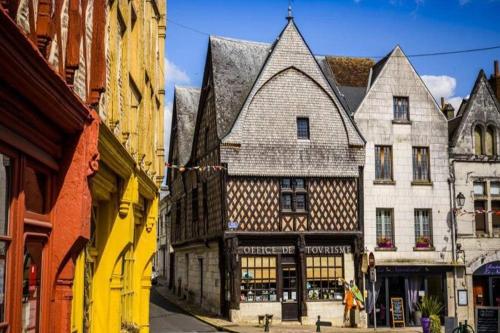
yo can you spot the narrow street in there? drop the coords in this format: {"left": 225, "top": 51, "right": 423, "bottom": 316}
{"left": 149, "top": 288, "right": 218, "bottom": 332}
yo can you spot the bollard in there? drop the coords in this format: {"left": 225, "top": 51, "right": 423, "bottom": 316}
{"left": 264, "top": 315, "right": 270, "bottom": 332}
{"left": 316, "top": 315, "right": 321, "bottom": 332}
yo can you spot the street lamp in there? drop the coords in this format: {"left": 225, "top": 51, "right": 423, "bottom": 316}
{"left": 456, "top": 192, "right": 465, "bottom": 208}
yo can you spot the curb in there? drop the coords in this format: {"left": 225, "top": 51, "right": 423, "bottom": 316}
{"left": 154, "top": 285, "right": 240, "bottom": 333}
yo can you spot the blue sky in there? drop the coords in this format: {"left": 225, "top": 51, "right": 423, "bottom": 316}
{"left": 164, "top": 0, "right": 500, "bottom": 149}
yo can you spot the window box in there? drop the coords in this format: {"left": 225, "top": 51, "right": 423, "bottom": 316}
{"left": 415, "top": 236, "right": 432, "bottom": 248}
{"left": 376, "top": 237, "right": 393, "bottom": 248}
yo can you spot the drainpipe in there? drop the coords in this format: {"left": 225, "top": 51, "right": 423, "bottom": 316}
{"left": 448, "top": 159, "right": 458, "bottom": 320}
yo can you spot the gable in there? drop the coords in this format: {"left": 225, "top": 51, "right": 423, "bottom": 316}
{"left": 223, "top": 20, "right": 364, "bottom": 147}
{"left": 356, "top": 46, "right": 445, "bottom": 123}
{"left": 451, "top": 71, "right": 500, "bottom": 154}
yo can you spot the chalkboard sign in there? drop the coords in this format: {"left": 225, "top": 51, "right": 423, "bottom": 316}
{"left": 476, "top": 307, "right": 499, "bottom": 333}
{"left": 390, "top": 297, "right": 405, "bottom": 328}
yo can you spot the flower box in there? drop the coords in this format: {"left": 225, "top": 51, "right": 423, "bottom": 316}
{"left": 377, "top": 238, "right": 393, "bottom": 248}
{"left": 416, "top": 237, "right": 431, "bottom": 248}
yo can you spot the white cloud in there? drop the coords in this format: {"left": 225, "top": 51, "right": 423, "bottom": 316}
{"left": 165, "top": 58, "right": 190, "bottom": 85}
{"left": 421, "top": 75, "right": 457, "bottom": 100}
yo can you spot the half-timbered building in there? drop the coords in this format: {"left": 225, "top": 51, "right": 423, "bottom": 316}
{"left": 168, "top": 16, "right": 365, "bottom": 325}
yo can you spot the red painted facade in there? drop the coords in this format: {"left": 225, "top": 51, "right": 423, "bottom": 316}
{"left": 0, "top": 1, "right": 104, "bottom": 332}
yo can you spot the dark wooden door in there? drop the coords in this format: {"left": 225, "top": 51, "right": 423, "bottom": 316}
{"left": 282, "top": 264, "right": 299, "bottom": 321}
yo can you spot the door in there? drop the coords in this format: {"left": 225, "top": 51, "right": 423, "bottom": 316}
{"left": 281, "top": 264, "right": 298, "bottom": 321}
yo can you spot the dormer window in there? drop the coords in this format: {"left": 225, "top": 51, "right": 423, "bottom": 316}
{"left": 297, "top": 118, "right": 309, "bottom": 139}
{"left": 474, "top": 126, "right": 484, "bottom": 155}
{"left": 393, "top": 97, "right": 409, "bottom": 121}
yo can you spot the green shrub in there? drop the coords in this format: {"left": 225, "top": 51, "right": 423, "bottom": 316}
{"left": 430, "top": 314, "right": 441, "bottom": 333}
{"left": 417, "top": 296, "right": 443, "bottom": 318}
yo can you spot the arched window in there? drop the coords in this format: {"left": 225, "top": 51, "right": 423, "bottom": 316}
{"left": 474, "top": 126, "right": 484, "bottom": 155}
{"left": 486, "top": 126, "right": 495, "bottom": 156}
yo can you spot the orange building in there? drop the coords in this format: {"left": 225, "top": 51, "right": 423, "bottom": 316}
{"left": 0, "top": 1, "right": 105, "bottom": 332}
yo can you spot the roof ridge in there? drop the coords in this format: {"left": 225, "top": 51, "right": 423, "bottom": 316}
{"left": 210, "top": 35, "right": 271, "bottom": 46}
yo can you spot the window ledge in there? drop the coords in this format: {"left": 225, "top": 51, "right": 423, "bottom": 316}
{"left": 297, "top": 139, "right": 310, "bottom": 142}
{"left": 375, "top": 247, "right": 397, "bottom": 251}
{"left": 413, "top": 246, "right": 435, "bottom": 251}
{"left": 411, "top": 181, "right": 433, "bottom": 186}
{"left": 373, "top": 180, "right": 396, "bottom": 185}
{"left": 392, "top": 120, "right": 412, "bottom": 125}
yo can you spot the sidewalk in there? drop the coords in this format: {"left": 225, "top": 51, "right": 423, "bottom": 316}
{"left": 154, "top": 278, "right": 422, "bottom": 333}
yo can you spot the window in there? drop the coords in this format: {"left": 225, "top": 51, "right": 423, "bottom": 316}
{"left": 491, "top": 182, "right": 500, "bottom": 196}
{"left": 414, "top": 209, "right": 432, "bottom": 248}
{"left": 0, "top": 153, "right": 11, "bottom": 324}
{"left": 393, "top": 97, "right": 409, "bottom": 121}
{"left": 240, "top": 257, "right": 277, "bottom": 302}
{"left": 280, "top": 178, "right": 307, "bottom": 212}
{"left": 24, "top": 166, "right": 48, "bottom": 214}
{"left": 412, "top": 147, "right": 430, "bottom": 182}
{"left": 474, "top": 126, "right": 484, "bottom": 155}
{"left": 474, "top": 182, "right": 486, "bottom": 196}
{"left": 492, "top": 201, "right": 500, "bottom": 232}
{"left": 376, "top": 209, "right": 394, "bottom": 248}
{"left": 297, "top": 118, "right": 310, "bottom": 139}
{"left": 486, "top": 126, "right": 495, "bottom": 156}
{"left": 474, "top": 201, "right": 486, "bottom": 234}
{"left": 375, "top": 146, "right": 393, "bottom": 180}
{"left": 306, "top": 255, "right": 344, "bottom": 301}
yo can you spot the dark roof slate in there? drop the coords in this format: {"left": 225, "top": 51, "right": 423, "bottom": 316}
{"left": 210, "top": 36, "right": 272, "bottom": 139}
{"left": 338, "top": 86, "right": 367, "bottom": 113}
{"left": 174, "top": 86, "right": 200, "bottom": 165}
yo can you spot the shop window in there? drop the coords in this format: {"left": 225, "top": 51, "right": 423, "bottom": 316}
{"left": 280, "top": 178, "right": 307, "bottom": 212}
{"left": 375, "top": 146, "right": 393, "bottom": 181}
{"left": 474, "top": 201, "right": 487, "bottom": 234}
{"left": 473, "top": 182, "right": 486, "bottom": 196}
{"left": 376, "top": 208, "right": 394, "bottom": 248}
{"left": 492, "top": 201, "right": 500, "bottom": 232}
{"left": 491, "top": 182, "right": 500, "bottom": 196}
{"left": 24, "top": 166, "right": 48, "bottom": 214}
{"left": 414, "top": 209, "right": 432, "bottom": 248}
{"left": 22, "top": 240, "right": 44, "bottom": 332}
{"left": 306, "top": 255, "right": 344, "bottom": 301}
{"left": 393, "top": 96, "right": 409, "bottom": 121}
{"left": 240, "top": 256, "right": 277, "bottom": 302}
{"left": 412, "top": 147, "right": 430, "bottom": 182}
{"left": 474, "top": 126, "right": 484, "bottom": 155}
{"left": 486, "top": 126, "right": 495, "bottom": 156}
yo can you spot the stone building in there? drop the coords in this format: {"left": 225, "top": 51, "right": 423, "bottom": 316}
{"left": 155, "top": 191, "right": 172, "bottom": 279}
{"left": 69, "top": 1, "right": 166, "bottom": 332}
{"left": 337, "top": 46, "right": 453, "bottom": 327}
{"left": 168, "top": 17, "right": 366, "bottom": 325}
{"left": 448, "top": 61, "right": 500, "bottom": 325}
{"left": 0, "top": 1, "right": 104, "bottom": 332}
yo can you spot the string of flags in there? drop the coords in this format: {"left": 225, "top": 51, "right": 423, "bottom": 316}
{"left": 165, "top": 162, "right": 226, "bottom": 173}
{"left": 456, "top": 208, "right": 500, "bottom": 216}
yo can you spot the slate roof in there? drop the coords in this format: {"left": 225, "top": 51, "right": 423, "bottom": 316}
{"left": 370, "top": 52, "right": 391, "bottom": 86}
{"left": 210, "top": 36, "right": 272, "bottom": 139}
{"left": 173, "top": 86, "right": 200, "bottom": 165}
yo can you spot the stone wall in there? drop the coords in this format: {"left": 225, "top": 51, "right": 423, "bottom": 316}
{"left": 173, "top": 241, "right": 221, "bottom": 315}
{"left": 355, "top": 47, "right": 452, "bottom": 265}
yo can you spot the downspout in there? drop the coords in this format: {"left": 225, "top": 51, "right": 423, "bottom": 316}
{"left": 448, "top": 159, "right": 458, "bottom": 319}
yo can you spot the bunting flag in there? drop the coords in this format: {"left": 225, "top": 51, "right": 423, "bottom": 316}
{"left": 165, "top": 162, "right": 226, "bottom": 173}
{"left": 456, "top": 208, "right": 500, "bottom": 216}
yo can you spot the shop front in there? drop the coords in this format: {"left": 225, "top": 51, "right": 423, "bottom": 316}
{"left": 226, "top": 234, "right": 359, "bottom": 325}
{"left": 473, "top": 261, "right": 500, "bottom": 307}
{"left": 367, "top": 265, "right": 452, "bottom": 327}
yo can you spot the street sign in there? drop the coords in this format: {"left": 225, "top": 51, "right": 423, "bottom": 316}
{"left": 369, "top": 252, "right": 375, "bottom": 268}
{"left": 369, "top": 267, "right": 377, "bottom": 282}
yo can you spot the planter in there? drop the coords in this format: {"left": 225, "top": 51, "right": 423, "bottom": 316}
{"left": 421, "top": 317, "right": 431, "bottom": 333}
{"left": 413, "top": 310, "right": 422, "bottom": 326}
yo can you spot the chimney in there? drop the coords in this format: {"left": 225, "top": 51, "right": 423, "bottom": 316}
{"left": 490, "top": 60, "right": 500, "bottom": 101}
{"left": 440, "top": 97, "right": 445, "bottom": 110}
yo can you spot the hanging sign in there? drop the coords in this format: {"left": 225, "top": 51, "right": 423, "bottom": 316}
{"left": 369, "top": 252, "right": 375, "bottom": 268}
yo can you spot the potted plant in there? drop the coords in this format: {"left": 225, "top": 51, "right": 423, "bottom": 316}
{"left": 416, "top": 236, "right": 431, "bottom": 248}
{"left": 377, "top": 237, "right": 393, "bottom": 248}
{"left": 417, "top": 296, "right": 443, "bottom": 333}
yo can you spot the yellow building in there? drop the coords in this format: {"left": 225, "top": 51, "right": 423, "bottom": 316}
{"left": 71, "top": 1, "right": 166, "bottom": 332}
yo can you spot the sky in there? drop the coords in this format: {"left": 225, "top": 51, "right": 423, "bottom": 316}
{"left": 164, "top": 0, "right": 500, "bottom": 154}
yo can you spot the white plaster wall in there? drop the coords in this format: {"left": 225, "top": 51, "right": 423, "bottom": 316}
{"left": 355, "top": 47, "right": 452, "bottom": 265}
